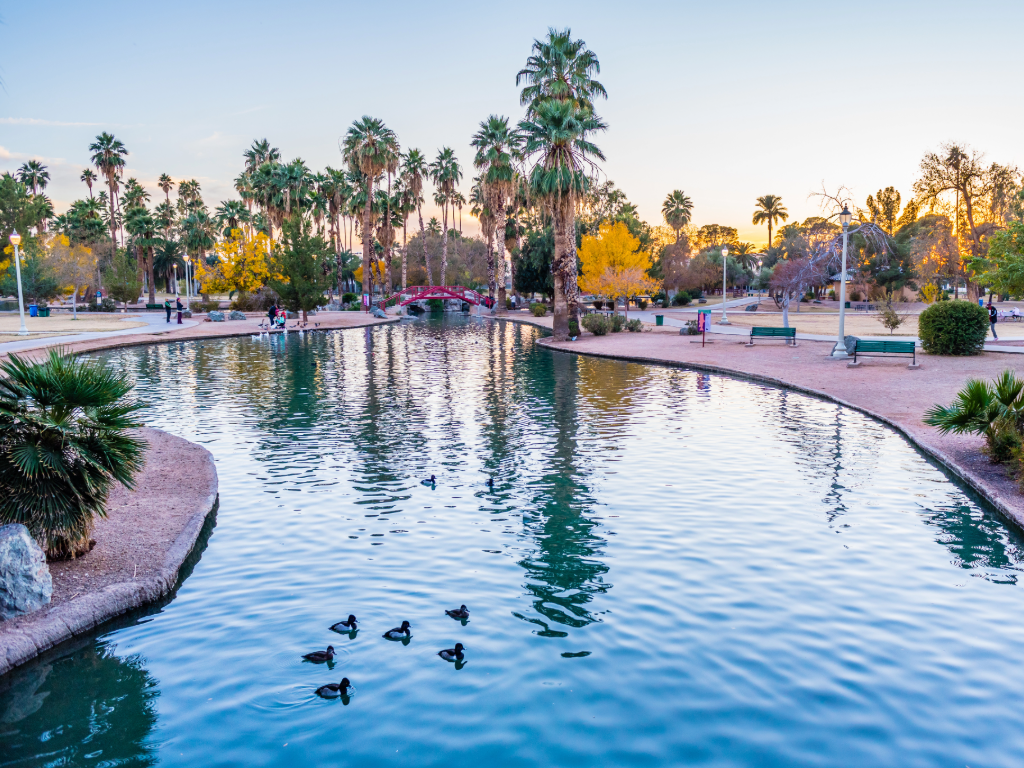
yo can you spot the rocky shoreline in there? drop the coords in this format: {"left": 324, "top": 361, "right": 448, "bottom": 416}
{"left": 0, "top": 428, "right": 219, "bottom": 677}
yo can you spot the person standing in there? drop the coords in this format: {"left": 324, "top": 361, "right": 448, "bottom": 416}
{"left": 988, "top": 301, "right": 999, "bottom": 340}
{"left": 176, "top": 297, "right": 184, "bottom": 325}
{"left": 164, "top": 298, "right": 172, "bottom": 323}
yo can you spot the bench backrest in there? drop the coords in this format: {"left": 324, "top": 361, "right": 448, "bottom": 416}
{"left": 855, "top": 340, "right": 915, "bottom": 353}
{"left": 751, "top": 326, "right": 796, "bottom": 337}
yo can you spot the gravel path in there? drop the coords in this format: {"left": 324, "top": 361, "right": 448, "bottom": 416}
{"left": 0, "top": 428, "right": 219, "bottom": 676}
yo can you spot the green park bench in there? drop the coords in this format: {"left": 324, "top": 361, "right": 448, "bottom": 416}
{"left": 851, "top": 339, "right": 918, "bottom": 367}
{"left": 146, "top": 303, "right": 165, "bottom": 310}
{"left": 746, "top": 326, "right": 797, "bottom": 346}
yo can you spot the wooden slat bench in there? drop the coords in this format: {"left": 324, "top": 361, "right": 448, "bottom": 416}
{"left": 746, "top": 326, "right": 797, "bottom": 346}
{"left": 851, "top": 339, "right": 918, "bottom": 368}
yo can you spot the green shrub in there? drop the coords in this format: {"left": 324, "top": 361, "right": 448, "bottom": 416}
{"left": 346, "top": 301, "right": 361, "bottom": 311}
{"left": 505, "top": 297, "right": 513, "bottom": 310}
{"left": 582, "top": 314, "right": 610, "bottom": 336}
{"left": 849, "top": 290, "right": 862, "bottom": 302}
{"left": 637, "top": 299, "right": 648, "bottom": 310}
{"left": 426, "top": 298, "right": 444, "bottom": 312}
{"left": 918, "top": 300, "right": 988, "bottom": 355}
{"left": 568, "top": 319, "right": 580, "bottom": 337}
{"left": 0, "top": 349, "right": 145, "bottom": 559}
{"left": 88, "top": 297, "right": 117, "bottom": 312}
{"left": 342, "top": 292, "right": 357, "bottom": 304}
{"left": 684, "top": 319, "right": 701, "bottom": 335}
{"left": 530, "top": 302, "right": 547, "bottom": 317}
{"left": 195, "top": 300, "right": 221, "bottom": 312}
{"left": 610, "top": 314, "right": 626, "bottom": 332}
{"left": 672, "top": 291, "right": 691, "bottom": 307}
{"left": 626, "top": 318, "right": 643, "bottom": 332}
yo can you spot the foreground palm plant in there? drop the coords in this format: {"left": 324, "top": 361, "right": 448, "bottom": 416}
{"left": 924, "top": 370, "right": 1024, "bottom": 462}
{"left": 0, "top": 349, "right": 145, "bottom": 559}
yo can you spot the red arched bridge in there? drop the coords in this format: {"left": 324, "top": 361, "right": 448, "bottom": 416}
{"left": 389, "top": 285, "right": 491, "bottom": 308}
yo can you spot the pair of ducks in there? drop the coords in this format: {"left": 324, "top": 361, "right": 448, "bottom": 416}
{"left": 421, "top": 476, "right": 495, "bottom": 490}
{"left": 308, "top": 606, "right": 471, "bottom": 698}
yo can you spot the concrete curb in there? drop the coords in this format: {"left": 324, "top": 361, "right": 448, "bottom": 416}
{"left": 535, "top": 337, "right": 1024, "bottom": 533}
{"left": 0, "top": 442, "right": 219, "bottom": 677}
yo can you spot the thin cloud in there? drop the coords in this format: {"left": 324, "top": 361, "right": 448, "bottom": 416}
{"left": 0, "top": 117, "right": 104, "bottom": 126}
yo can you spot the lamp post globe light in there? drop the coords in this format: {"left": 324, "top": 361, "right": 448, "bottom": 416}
{"left": 183, "top": 254, "right": 191, "bottom": 311}
{"left": 718, "top": 244, "right": 731, "bottom": 325}
{"left": 10, "top": 229, "right": 28, "bottom": 336}
{"left": 831, "top": 205, "right": 854, "bottom": 358}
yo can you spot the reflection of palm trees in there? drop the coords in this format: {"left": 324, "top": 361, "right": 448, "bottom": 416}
{"left": 515, "top": 347, "right": 610, "bottom": 635}
{"left": 921, "top": 502, "right": 1024, "bottom": 577}
{"left": 0, "top": 644, "right": 159, "bottom": 765}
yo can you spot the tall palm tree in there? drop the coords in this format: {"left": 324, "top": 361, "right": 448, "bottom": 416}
{"left": 517, "top": 27, "right": 608, "bottom": 117}
{"left": 472, "top": 115, "right": 519, "bottom": 315}
{"left": 426, "top": 217, "right": 441, "bottom": 235}
{"left": 80, "top": 169, "right": 97, "bottom": 198}
{"left": 518, "top": 99, "right": 606, "bottom": 339}
{"left": 662, "top": 190, "right": 693, "bottom": 243}
{"left": 158, "top": 174, "right": 174, "bottom": 203}
{"left": 343, "top": 116, "right": 398, "bottom": 299}
{"left": 16, "top": 160, "right": 49, "bottom": 197}
{"left": 402, "top": 149, "right": 431, "bottom": 285}
{"left": 471, "top": 178, "right": 496, "bottom": 300}
{"left": 430, "top": 147, "right": 460, "bottom": 286}
{"left": 126, "top": 206, "right": 159, "bottom": 303}
{"left": 215, "top": 200, "right": 250, "bottom": 236}
{"left": 752, "top": 194, "right": 789, "bottom": 250}
{"left": 89, "top": 132, "right": 128, "bottom": 254}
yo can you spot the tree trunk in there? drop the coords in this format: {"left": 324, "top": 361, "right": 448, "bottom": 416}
{"left": 440, "top": 203, "right": 448, "bottom": 287}
{"left": 402, "top": 216, "right": 408, "bottom": 290}
{"left": 361, "top": 179, "right": 373, "bottom": 303}
{"left": 563, "top": 211, "right": 580, "bottom": 325}
{"left": 486, "top": 233, "right": 495, "bottom": 301}
{"left": 148, "top": 245, "right": 156, "bottom": 304}
{"left": 495, "top": 208, "right": 507, "bottom": 316}
{"left": 419, "top": 205, "right": 432, "bottom": 285}
{"left": 551, "top": 213, "right": 569, "bottom": 340}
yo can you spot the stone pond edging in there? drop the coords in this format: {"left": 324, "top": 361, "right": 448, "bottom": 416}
{"left": 0, "top": 429, "right": 219, "bottom": 677}
{"left": 535, "top": 336, "right": 1024, "bottom": 534}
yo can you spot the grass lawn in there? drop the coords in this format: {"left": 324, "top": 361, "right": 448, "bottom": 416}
{"left": 0, "top": 314, "right": 148, "bottom": 337}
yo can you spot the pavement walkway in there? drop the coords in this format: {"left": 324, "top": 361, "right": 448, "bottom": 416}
{"left": 0, "top": 312, "right": 200, "bottom": 356}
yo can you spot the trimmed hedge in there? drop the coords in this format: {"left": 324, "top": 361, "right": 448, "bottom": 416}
{"left": 918, "top": 300, "right": 988, "bottom": 355}
{"left": 530, "top": 303, "right": 548, "bottom": 317}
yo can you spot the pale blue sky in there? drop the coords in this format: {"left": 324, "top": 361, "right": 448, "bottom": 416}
{"left": 2, "top": 0, "right": 1021, "bottom": 244}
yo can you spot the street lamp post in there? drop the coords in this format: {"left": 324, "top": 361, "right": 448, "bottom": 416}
{"left": 832, "top": 205, "right": 854, "bottom": 358}
{"left": 10, "top": 229, "right": 28, "bottom": 336}
{"left": 183, "top": 255, "right": 192, "bottom": 312}
{"left": 718, "top": 244, "right": 731, "bottom": 325}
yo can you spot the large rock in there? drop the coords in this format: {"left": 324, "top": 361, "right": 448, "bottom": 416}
{"left": 228, "top": 310, "right": 247, "bottom": 321}
{"left": 207, "top": 310, "right": 226, "bottom": 322}
{"left": 0, "top": 525, "right": 52, "bottom": 620}
{"left": 371, "top": 306, "right": 387, "bottom": 319}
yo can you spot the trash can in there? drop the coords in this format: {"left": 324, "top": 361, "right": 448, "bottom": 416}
{"left": 655, "top": 314, "right": 664, "bottom": 326}
{"left": 38, "top": 307, "right": 50, "bottom": 317}
{"left": 844, "top": 301, "right": 850, "bottom": 309}
{"left": 29, "top": 304, "right": 38, "bottom": 317}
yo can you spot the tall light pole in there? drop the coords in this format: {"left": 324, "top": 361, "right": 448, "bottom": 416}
{"left": 718, "top": 244, "right": 731, "bottom": 325}
{"left": 183, "top": 255, "right": 192, "bottom": 312}
{"left": 832, "top": 205, "right": 853, "bottom": 358}
{"left": 10, "top": 229, "right": 28, "bottom": 336}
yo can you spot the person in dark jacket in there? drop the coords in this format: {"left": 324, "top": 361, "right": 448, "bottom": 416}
{"left": 176, "top": 297, "right": 184, "bottom": 325}
{"left": 164, "top": 298, "right": 172, "bottom": 323}
{"left": 988, "top": 301, "right": 999, "bottom": 340}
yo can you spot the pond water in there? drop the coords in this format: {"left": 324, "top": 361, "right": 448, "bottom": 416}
{"left": 3, "top": 315, "right": 1024, "bottom": 767}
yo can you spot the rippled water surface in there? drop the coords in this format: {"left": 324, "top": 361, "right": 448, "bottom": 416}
{"left": 3, "top": 315, "right": 1024, "bottom": 767}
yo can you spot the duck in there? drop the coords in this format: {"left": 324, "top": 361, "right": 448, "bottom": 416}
{"left": 302, "top": 645, "right": 335, "bottom": 662}
{"left": 421, "top": 475, "right": 436, "bottom": 485}
{"left": 383, "top": 621, "right": 412, "bottom": 639}
{"left": 486, "top": 477, "right": 494, "bottom": 490}
{"left": 445, "top": 605, "right": 470, "bottom": 620}
{"left": 316, "top": 677, "right": 351, "bottom": 698}
{"left": 330, "top": 615, "right": 358, "bottom": 632}
{"left": 438, "top": 643, "right": 465, "bottom": 662}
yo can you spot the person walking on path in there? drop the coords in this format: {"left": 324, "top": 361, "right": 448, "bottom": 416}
{"left": 164, "top": 298, "right": 172, "bottom": 323}
{"left": 988, "top": 301, "right": 999, "bottom": 340}
{"left": 176, "top": 297, "right": 184, "bottom": 325}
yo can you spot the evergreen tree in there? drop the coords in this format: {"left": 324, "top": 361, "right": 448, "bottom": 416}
{"left": 271, "top": 218, "right": 333, "bottom": 321}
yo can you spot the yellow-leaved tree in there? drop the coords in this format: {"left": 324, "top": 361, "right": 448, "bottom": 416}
{"left": 196, "top": 229, "right": 276, "bottom": 299}
{"left": 48, "top": 234, "right": 96, "bottom": 319}
{"left": 578, "top": 221, "right": 661, "bottom": 318}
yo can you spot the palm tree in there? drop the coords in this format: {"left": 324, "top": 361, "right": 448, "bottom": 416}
{"left": 426, "top": 217, "right": 441, "bottom": 235}
{"left": 471, "top": 179, "right": 496, "bottom": 300}
{"left": 430, "top": 147, "right": 460, "bottom": 286}
{"left": 158, "top": 174, "right": 174, "bottom": 203}
{"left": 517, "top": 27, "right": 608, "bottom": 117}
{"left": 125, "top": 206, "right": 159, "bottom": 303}
{"left": 924, "top": 371, "right": 1024, "bottom": 460}
{"left": 401, "top": 148, "right": 431, "bottom": 285}
{"left": 343, "top": 116, "right": 399, "bottom": 299}
{"left": 16, "top": 160, "right": 49, "bottom": 197}
{"left": 89, "top": 132, "right": 128, "bottom": 254}
{"left": 518, "top": 99, "right": 607, "bottom": 339}
{"left": 215, "top": 200, "right": 250, "bottom": 236}
{"left": 662, "top": 190, "right": 693, "bottom": 243}
{"left": 80, "top": 168, "right": 97, "bottom": 198}
{"left": 0, "top": 348, "right": 145, "bottom": 559}
{"left": 472, "top": 115, "right": 519, "bottom": 315}
{"left": 752, "top": 194, "right": 789, "bottom": 250}
{"left": 181, "top": 208, "right": 218, "bottom": 270}
{"left": 732, "top": 242, "right": 760, "bottom": 271}
{"left": 153, "top": 239, "right": 185, "bottom": 292}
